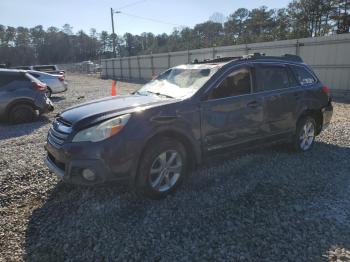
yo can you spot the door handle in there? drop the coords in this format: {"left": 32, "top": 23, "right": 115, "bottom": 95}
{"left": 247, "top": 101, "right": 260, "bottom": 108}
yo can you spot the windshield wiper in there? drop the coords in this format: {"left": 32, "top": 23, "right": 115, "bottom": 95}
{"left": 146, "top": 91, "right": 175, "bottom": 99}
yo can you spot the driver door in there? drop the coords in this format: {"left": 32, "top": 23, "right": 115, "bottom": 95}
{"left": 200, "top": 65, "right": 264, "bottom": 151}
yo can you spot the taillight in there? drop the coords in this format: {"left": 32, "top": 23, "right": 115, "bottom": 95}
{"left": 322, "top": 85, "right": 330, "bottom": 94}
{"left": 58, "top": 75, "right": 65, "bottom": 81}
{"left": 32, "top": 81, "right": 46, "bottom": 91}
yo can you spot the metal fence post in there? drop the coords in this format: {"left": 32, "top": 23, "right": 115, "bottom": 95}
{"left": 151, "top": 55, "right": 154, "bottom": 78}
{"left": 119, "top": 58, "right": 123, "bottom": 80}
{"left": 105, "top": 59, "right": 108, "bottom": 78}
{"left": 245, "top": 44, "right": 250, "bottom": 55}
{"left": 112, "top": 59, "right": 116, "bottom": 80}
{"left": 295, "top": 40, "right": 304, "bottom": 56}
{"left": 212, "top": 47, "right": 216, "bottom": 59}
{"left": 168, "top": 53, "right": 171, "bottom": 68}
{"left": 296, "top": 40, "right": 300, "bottom": 56}
{"left": 128, "top": 57, "right": 131, "bottom": 80}
{"left": 137, "top": 56, "right": 141, "bottom": 79}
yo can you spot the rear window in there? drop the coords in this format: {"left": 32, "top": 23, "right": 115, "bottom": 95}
{"left": 29, "top": 72, "right": 41, "bottom": 78}
{"left": 25, "top": 73, "right": 41, "bottom": 83}
{"left": 290, "top": 65, "right": 316, "bottom": 86}
{"left": 33, "top": 65, "right": 56, "bottom": 71}
{"left": 255, "top": 65, "right": 290, "bottom": 91}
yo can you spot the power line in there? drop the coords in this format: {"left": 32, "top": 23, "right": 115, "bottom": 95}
{"left": 119, "top": 11, "right": 185, "bottom": 27}
{"left": 116, "top": 0, "right": 147, "bottom": 11}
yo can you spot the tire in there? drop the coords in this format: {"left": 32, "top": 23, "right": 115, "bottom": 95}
{"left": 136, "top": 138, "right": 188, "bottom": 199}
{"left": 293, "top": 116, "right": 316, "bottom": 152}
{"left": 45, "top": 87, "right": 52, "bottom": 98}
{"left": 9, "top": 104, "right": 37, "bottom": 124}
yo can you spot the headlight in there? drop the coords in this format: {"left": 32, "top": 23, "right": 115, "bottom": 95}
{"left": 72, "top": 114, "right": 131, "bottom": 142}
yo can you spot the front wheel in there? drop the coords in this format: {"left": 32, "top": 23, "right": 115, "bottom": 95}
{"left": 136, "top": 138, "right": 188, "bottom": 199}
{"left": 293, "top": 116, "right": 316, "bottom": 152}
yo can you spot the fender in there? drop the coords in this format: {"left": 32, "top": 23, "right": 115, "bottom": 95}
{"left": 5, "top": 98, "right": 37, "bottom": 117}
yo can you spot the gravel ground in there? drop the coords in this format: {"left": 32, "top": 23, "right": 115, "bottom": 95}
{"left": 0, "top": 73, "right": 350, "bottom": 261}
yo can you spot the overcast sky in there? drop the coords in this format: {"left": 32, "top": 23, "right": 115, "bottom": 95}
{"left": 0, "top": 0, "right": 290, "bottom": 35}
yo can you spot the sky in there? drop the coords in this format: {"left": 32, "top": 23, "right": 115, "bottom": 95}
{"left": 0, "top": 0, "right": 290, "bottom": 36}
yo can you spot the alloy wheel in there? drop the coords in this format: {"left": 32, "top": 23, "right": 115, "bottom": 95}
{"left": 149, "top": 150, "right": 183, "bottom": 192}
{"left": 299, "top": 120, "right": 315, "bottom": 151}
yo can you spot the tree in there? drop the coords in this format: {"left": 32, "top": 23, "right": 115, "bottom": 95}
{"left": 194, "top": 21, "right": 224, "bottom": 47}
{"left": 225, "top": 8, "right": 250, "bottom": 44}
{"left": 62, "top": 24, "right": 74, "bottom": 35}
{"left": 0, "top": 0, "right": 349, "bottom": 66}
{"left": 209, "top": 12, "right": 226, "bottom": 24}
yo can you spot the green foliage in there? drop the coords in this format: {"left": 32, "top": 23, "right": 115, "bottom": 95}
{"left": 0, "top": 0, "right": 349, "bottom": 66}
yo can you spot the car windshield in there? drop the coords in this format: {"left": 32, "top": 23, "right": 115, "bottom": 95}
{"left": 136, "top": 65, "right": 219, "bottom": 99}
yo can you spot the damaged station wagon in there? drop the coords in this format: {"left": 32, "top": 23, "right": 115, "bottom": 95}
{"left": 45, "top": 53, "right": 333, "bottom": 198}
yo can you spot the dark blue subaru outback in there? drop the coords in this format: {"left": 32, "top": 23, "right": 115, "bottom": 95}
{"left": 45, "top": 53, "right": 333, "bottom": 198}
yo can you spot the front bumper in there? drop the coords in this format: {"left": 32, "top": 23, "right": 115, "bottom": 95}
{"left": 44, "top": 137, "right": 139, "bottom": 185}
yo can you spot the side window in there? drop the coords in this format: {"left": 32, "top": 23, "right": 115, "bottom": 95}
{"left": 290, "top": 65, "right": 316, "bottom": 86}
{"left": 156, "top": 69, "right": 171, "bottom": 80}
{"left": 286, "top": 66, "right": 299, "bottom": 87}
{"left": 210, "top": 67, "right": 251, "bottom": 99}
{"left": 255, "top": 65, "right": 290, "bottom": 91}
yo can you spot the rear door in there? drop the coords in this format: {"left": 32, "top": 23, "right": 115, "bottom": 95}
{"left": 200, "top": 65, "right": 264, "bottom": 151}
{"left": 0, "top": 73, "right": 31, "bottom": 116}
{"left": 253, "top": 63, "right": 300, "bottom": 135}
{"left": 0, "top": 74, "right": 13, "bottom": 117}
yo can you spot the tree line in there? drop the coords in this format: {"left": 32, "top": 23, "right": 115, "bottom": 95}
{"left": 0, "top": 0, "right": 349, "bottom": 67}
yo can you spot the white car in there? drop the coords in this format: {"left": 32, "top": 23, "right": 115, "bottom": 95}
{"left": 27, "top": 70, "right": 67, "bottom": 97}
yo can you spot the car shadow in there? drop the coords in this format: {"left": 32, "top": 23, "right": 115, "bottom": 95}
{"left": 0, "top": 116, "right": 50, "bottom": 140}
{"left": 50, "top": 96, "right": 66, "bottom": 103}
{"left": 24, "top": 141, "right": 350, "bottom": 261}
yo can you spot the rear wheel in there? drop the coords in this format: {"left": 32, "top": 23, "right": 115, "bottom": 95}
{"left": 293, "top": 116, "right": 316, "bottom": 152}
{"left": 136, "top": 138, "right": 188, "bottom": 199}
{"left": 45, "top": 87, "right": 52, "bottom": 98}
{"left": 9, "top": 104, "right": 37, "bottom": 124}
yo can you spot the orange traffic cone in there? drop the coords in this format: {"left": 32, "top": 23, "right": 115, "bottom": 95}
{"left": 111, "top": 80, "right": 117, "bottom": 96}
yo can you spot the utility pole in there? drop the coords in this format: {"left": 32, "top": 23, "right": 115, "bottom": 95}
{"left": 110, "top": 7, "right": 117, "bottom": 58}
{"left": 110, "top": 1, "right": 146, "bottom": 58}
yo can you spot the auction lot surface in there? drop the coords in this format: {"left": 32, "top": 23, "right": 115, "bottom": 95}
{"left": 1, "top": 74, "right": 350, "bottom": 261}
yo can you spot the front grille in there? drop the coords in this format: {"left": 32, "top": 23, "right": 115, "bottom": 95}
{"left": 47, "top": 117, "right": 72, "bottom": 148}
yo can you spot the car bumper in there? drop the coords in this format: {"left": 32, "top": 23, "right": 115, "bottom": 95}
{"left": 52, "top": 82, "right": 68, "bottom": 94}
{"left": 321, "top": 103, "right": 333, "bottom": 130}
{"left": 36, "top": 96, "right": 54, "bottom": 114}
{"left": 44, "top": 137, "right": 139, "bottom": 185}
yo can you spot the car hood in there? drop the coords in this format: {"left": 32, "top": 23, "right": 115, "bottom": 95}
{"left": 58, "top": 95, "right": 177, "bottom": 129}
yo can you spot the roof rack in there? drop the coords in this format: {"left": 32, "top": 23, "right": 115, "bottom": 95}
{"left": 192, "top": 53, "right": 303, "bottom": 64}
{"left": 192, "top": 56, "right": 242, "bottom": 64}
{"left": 243, "top": 53, "right": 303, "bottom": 62}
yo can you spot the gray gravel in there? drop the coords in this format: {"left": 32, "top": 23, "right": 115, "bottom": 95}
{"left": 1, "top": 74, "right": 350, "bottom": 261}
